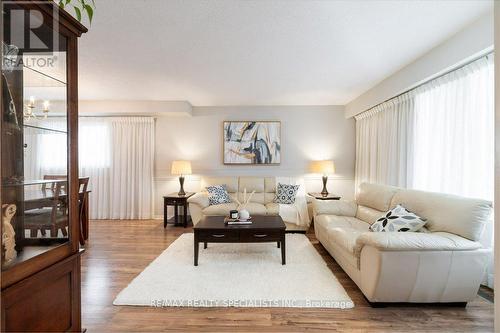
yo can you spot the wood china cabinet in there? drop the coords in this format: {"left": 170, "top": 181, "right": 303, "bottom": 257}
{"left": 1, "top": 1, "right": 87, "bottom": 331}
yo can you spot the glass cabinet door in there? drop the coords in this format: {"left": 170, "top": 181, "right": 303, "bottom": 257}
{"left": 2, "top": 5, "right": 70, "bottom": 270}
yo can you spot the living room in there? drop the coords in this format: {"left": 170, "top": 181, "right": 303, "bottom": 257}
{"left": 0, "top": 0, "right": 499, "bottom": 332}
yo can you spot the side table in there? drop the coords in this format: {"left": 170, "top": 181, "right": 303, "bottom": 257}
{"left": 163, "top": 192, "right": 194, "bottom": 228}
{"left": 308, "top": 192, "right": 341, "bottom": 200}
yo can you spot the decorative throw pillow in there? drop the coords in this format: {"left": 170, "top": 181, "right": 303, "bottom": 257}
{"left": 206, "top": 185, "right": 232, "bottom": 206}
{"left": 370, "top": 205, "right": 427, "bottom": 232}
{"left": 274, "top": 183, "right": 300, "bottom": 204}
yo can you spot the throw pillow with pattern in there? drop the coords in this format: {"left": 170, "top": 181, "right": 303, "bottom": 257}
{"left": 370, "top": 204, "right": 427, "bottom": 232}
{"left": 274, "top": 183, "right": 300, "bottom": 204}
{"left": 206, "top": 185, "right": 232, "bottom": 206}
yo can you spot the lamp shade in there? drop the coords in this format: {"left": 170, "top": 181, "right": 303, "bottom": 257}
{"left": 171, "top": 160, "right": 192, "bottom": 175}
{"left": 310, "top": 160, "right": 335, "bottom": 175}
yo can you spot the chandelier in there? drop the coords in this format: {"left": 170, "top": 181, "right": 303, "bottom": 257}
{"left": 24, "top": 97, "right": 50, "bottom": 121}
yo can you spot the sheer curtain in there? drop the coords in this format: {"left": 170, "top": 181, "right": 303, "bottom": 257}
{"left": 355, "top": 93, "right": 415, "bottom": 189}
{"left": 25, "top": 117, "right": 155, "bottom": 220}
{"left": 355, "top": 54, "right": 494, "bottom": 287}
{"left": 24, "top": 119, "right": 68, "bottom": 180}
{"left": 411, "top": 56, "right": 494, "bottom": 200}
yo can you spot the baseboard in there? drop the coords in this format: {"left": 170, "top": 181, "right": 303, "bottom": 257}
{"left": 364, "top": 298, "right": 467, "bottom": 308}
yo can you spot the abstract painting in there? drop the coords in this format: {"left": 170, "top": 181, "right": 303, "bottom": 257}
{"left": 223, "top": 121, "right": 281, "bottom": 165}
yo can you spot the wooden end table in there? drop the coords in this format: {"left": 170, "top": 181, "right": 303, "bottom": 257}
{"left": 193, "top": 215, "right": 286, "bottom": 266}
{"left": 163, "top": 192, "right": 194, "bottom": 228}
{"left": 308, "top": 192, "right": 341, "bottom": 200}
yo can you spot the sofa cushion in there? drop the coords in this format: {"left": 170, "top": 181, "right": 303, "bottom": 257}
{"left": 241, "top": 202, "right": 267, "bottom": 215}
{"left": 274, "top": 183, "right": 300, "bottom": 204}
{"left": 202, "top": 177, "right": 239, "bottom": 193}
{"left": 390, "top": 189, "right": 492, "bottom": 241}
{"left": 237, "top": 192, "right": 266, "bottom": 204}
{"left": 206, "top": 185, "right": 232, "bottom": 205}
{"left": 187, "top": 192, "right": 209, "bottom": 208}
{"left": 356, "top": 205, "right": 383, "bottom": 224}
{"left": 357, "top": 183, "right": 399, "bottom": 212}
{"left": 314, "top": 215, "right": 369, "bottom": 258}
{"left": 315, "top": 214, "right": 370, "bottom": 232}
{"left": 328, "top": 228, "right": 366, "bottom": 256}
{"left": 313, "top": 199, "right": 357, "bottom": 217}
{"left": 264, "top": 177, "right": 276, "bottom": 193}
{"left": 355, "top": 231, "right": 482, "bottom": 253}
{"left": 202, "top": 203, "right": 238, "bottom": 215}
{"left": 239, "top": 177, "right": 265, "bottom": 193}
{"left": 265, "top": 202, "right": 279, "bottom": 215}
{"left": 369, "top": 205, "right": 427, "bottom": 232}
{"left": 312, "top": 199, "right": 358, "bottom": 217}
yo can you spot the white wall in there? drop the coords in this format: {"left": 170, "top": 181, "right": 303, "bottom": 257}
{"left": 154, "top": 105, "right": 355, "bottom": 217}
{"left": 345, "top": 12, "right": 494, "bottom": 118}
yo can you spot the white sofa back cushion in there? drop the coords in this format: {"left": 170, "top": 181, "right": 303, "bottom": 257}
{"left": 200, "top": 176, "right": 276, "bottom": 204}
{"left": 237, "top": 177, "right": 276, "bottom": 204}
{"left": 390, "top": 189, "right": 492, "bottom": 241}
{"left": 201, "top": 177, "right": 238, "bottom": 194}
{"left": 356, "top": 205, "right": 384, "bottom": 225}
{"left": 356, "top": 183, "right": 399, "bottom": 212}
{"left": 314, "top": 199, "right": 357, "bottom": 217}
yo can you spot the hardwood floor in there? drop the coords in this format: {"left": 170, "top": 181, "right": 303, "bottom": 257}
{"left": 81, "top": 220, "right": 494, "bottom": 332}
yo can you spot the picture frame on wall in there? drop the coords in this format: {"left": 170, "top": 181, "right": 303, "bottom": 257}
{"left": 223, "top": 121, "right": 281, "bottom": 165}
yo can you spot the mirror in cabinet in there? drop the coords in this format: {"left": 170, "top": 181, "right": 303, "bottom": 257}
{"left": 1, "top": 7, "right": 70, "bottom": 270}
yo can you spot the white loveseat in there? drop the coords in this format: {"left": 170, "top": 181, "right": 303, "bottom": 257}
{"left": 188, "top": 176, "right": 311, "bottom": 231}
{"left": 313, "top": 182, "right": 492, "bottom": 304}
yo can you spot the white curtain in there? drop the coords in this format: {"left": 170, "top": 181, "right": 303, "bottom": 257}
{"left": 411, "top": 56, "right": 494, "bottom": 201}
{"left": 355, "top": 93, "right": 415, "bottom": 189}
{"left": 355, "top": 54, "right": 494, "bottom": 287}
{"left": 24, "top": 117, "right": 155, "bottom": 220}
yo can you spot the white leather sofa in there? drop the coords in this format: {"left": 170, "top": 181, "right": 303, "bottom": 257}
{"left": 188, "top": 176, "right": 311, "bottom": 231}
{"left": 313, "top": 182, "right": 492, "bottom": 305}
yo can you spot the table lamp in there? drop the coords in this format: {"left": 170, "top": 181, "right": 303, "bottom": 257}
{"left": 171, "top": 160, "right": 192, "bottom": 196}
{"left": 310, "top": 160, "right": 335, "bottom": 196}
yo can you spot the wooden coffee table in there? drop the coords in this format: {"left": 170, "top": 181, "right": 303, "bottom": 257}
{"left": 193, "top": 215, "right": 286, "bottom": 266}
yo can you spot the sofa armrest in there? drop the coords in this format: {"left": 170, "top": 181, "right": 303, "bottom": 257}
{"left": 187, "top": 192, "right": 209, "bottom": 208}
{"left": 355, "top": 231, "right": 482, "bottom": 254}
{"left": 312, "top": 199, "right": 357, "bottom": 217}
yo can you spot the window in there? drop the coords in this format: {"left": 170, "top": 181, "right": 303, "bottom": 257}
{"left": 411, "top": 56, "right": 494, "bottom": 201}
{"left": 24, "top": 118, "right": 112, "bottom": 180}
{"left": 79, "top": 121, "right": 111, "bottom": 169}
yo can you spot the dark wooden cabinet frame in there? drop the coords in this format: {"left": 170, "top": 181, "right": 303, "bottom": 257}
{"left": 0, "top": 2, "right": 87, "bottom": 331}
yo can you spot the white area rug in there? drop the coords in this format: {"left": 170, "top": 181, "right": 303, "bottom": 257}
{"left": 113, "top": 233, "right": 354, "bottom": 308}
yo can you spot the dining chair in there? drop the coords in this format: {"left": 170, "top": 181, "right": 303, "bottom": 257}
{"left": 78, "top": 177, "right": 90, "bottom": 245}
{"left": 42, "top": 175, "right": 68, "bottom": 193}
{"left": 24, "top": 181, "right": 69, "bottom": 238}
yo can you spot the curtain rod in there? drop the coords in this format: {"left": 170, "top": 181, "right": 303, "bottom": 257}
{"left": 357, "top": 49, "right": 494, "bottom": 115}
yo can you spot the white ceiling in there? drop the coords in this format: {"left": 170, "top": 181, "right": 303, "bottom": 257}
{"left": 78, "top": 0, "right": 492, "bottom": 106}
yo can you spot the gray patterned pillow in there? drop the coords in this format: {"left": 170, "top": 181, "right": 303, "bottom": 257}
{"left": 370, "top": 205, "right": 427, "bottom": 232}
{"left": 206, "top": 185, "right": 232, "bottom": 206}
{"left": 274, "top": 183, "right": 300, "bottom": 204}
